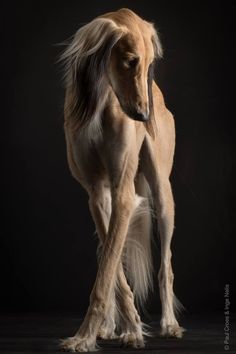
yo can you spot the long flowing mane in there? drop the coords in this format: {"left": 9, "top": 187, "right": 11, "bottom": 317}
{"left": 60, "top": 18, "right": 126, "bottom": 137}
{"left": 60, "top": 12, "right": 163, "bottom": 140}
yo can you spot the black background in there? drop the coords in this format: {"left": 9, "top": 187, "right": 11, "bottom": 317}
{"left": 0, "top": 1, "right": 235, "bottom": 316}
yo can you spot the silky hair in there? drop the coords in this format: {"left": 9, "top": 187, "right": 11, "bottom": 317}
{"left": 60, "top": 18, "right": 126, "bottom": 139}
{"left": 60, "top": 15, "right": 163, "bottom": 140}
{"left": 60, "top": 9, "right": 184, "bottom": 352}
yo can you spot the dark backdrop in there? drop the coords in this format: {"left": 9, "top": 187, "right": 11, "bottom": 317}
{"left": 0, "top": 1, "right": 234, "bottom": 315}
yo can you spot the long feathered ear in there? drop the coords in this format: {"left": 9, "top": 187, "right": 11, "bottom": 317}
{"left": 60, "top": 18, "right": 126, "bottom": 137}
{"left": 144, "top": 26, "right": 163, "bottom": 140}
{"left": 145, "top": 60, "right": 156, "bottom": 139}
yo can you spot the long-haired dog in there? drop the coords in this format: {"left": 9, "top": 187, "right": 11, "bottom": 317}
{"left": 60, "top": 8, "right": 184, "bottom": 352}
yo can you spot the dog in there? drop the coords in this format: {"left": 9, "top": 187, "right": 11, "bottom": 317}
{"left": 60, "top": 8, "right": 184, "bottom": 352}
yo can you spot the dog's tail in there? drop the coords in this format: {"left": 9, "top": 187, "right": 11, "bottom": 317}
{"left": 122, "top": 173, "right": 154, "bottom": 307}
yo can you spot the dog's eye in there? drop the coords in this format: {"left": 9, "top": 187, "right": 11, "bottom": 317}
{"left": 125, "top": 57, "right": 139, "bottom": 69}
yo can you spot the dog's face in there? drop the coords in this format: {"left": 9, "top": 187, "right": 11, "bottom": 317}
{"left": 108, "top": 31, "right": 156, "bottom": 122}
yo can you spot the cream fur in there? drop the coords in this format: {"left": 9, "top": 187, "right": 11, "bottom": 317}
{"left": 60, "top": 8, "right": 184, "bottom": 352}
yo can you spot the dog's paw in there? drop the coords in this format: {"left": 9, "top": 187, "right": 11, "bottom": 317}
{"left": 60, "top": 335, "right": 98, "bottom": 352}
{"left": 160, "top": 325, "right": 185, "bottom": 338}
{"left": 97, "top": 318, "right": 117, "bottom": 340}
{"left": 97, "top": 327, "right": 118, "bottom": 340}
{"left": 119, "top": 331, "right": 145, "bottom": 348}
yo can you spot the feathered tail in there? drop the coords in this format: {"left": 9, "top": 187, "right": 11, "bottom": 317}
{"left": 122, "top": 173, "right": 154, "bottom": 307}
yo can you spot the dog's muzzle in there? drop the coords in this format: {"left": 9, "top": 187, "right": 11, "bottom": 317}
{"left": 131, "top": 111, "right": 149, "bottom": 122}
{"left": 124, "top": 106, "right": 150, "bottom": 122}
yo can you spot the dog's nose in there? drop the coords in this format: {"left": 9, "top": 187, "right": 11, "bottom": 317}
{"left": 124, "top": 105, "right": 150, "bottom": 122}
{"left": 134, "top": 111, "right": 149, "bottom": 121}
{"left": 135, "top": 102, "right": 149, "bottom": 121}
{"left": 136, "top": 112, "right": 148, "bottom": 122}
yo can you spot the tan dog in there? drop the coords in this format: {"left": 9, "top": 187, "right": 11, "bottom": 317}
{"left": 60, "top": 8, "right": 184, "bottom": 352}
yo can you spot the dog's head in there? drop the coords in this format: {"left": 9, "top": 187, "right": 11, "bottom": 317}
{"left": 61, "top": 8, "right": 162, "bottom": 138}
{"left": 107, "top": 9, "right": 163, "bottom": 126}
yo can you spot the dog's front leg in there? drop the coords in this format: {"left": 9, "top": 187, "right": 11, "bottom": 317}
{"left": 61, "top": 173, "right": 136, "bottom": 352}
{"left": 88, "top": 185, "right": 143, "bottom": 343}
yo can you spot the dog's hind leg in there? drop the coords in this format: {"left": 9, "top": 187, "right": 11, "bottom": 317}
{"left": 115, "top": 268, "right": 145, "bottom": 347}
{"left": 140, "top": 136, "right": 185, "bottom": 339}
{"left": 155, "top": 180, "right": 185, "bottom": 338}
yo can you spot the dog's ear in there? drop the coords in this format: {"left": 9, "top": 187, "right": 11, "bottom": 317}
{"left": 144, "top": 28, "right": 163, "bottom": 140}
{"left": 61, "top": 18, "right": 126, "bottom": 135}
{"left": 144, "top": 61, "right": 157, "bottom": 139}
